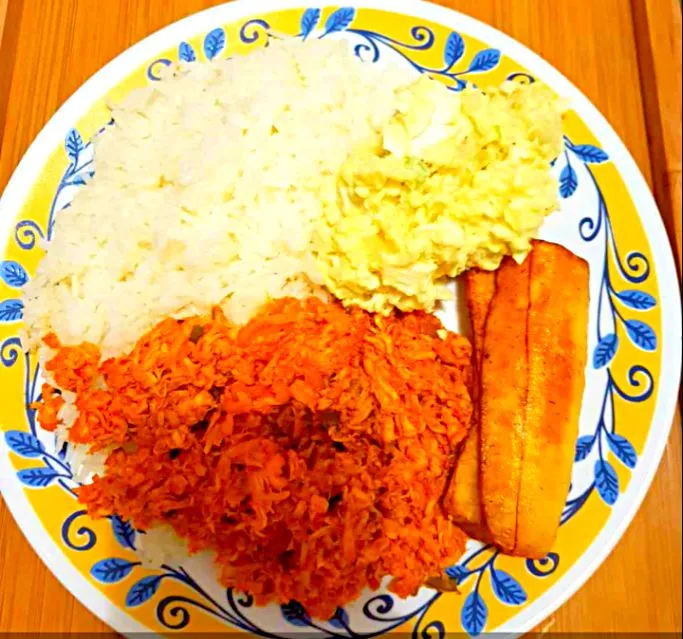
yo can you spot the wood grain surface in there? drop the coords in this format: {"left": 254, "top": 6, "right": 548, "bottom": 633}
{"left": 631, "top": 0, "right": 683, "bottom": 273}
{"left": 0, "top": 0, "right": 681, "bottom": 634}
{"left": 0, "top": 0, "right": 8, "bottom": 43}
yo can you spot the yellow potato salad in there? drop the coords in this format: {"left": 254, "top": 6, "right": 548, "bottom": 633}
{"left": 314, "top": 77, "right": 564, "bottom": 314}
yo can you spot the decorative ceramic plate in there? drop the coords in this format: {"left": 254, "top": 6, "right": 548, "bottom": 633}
{"left": 0, "top": 1, "right": 681, "bottom": 636}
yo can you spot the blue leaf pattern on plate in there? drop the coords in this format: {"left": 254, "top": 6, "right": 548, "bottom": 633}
{"left": 64, "top": 128, "right": 84, "bottom": 161}
{"left": 615, "top": 289, "right": 656, "bottom": 310}
{"left": 300, "top": 8, "right": 321, "bottom": 39}
{"left": 281, "top": 600, "right": 311, "bottom": 626}
{"left": 328, "top": 607, "right": 350, "bottom": 629}
{"left": 17, "top": 467, "right": 61, "bottom": 487}
{"left": 607, "top": 433, "right": 637, "bottom": 469}
{"left": 324, "top": 7, "right": 355, "bottom": 35}
{"left": 557, "top": 140, "right": 646, "bottom": 530}
{"left": 444, "top": 31, "right": 465, "bottom": 67}
{"left": 126, "top": 575, "right": 163, "bottom": 607}
{"left": 0, "top": 260, "right": 29, "bottom": 288}
{"left": 0, "top": 299, "right": 24, "bottom": 322}
{"left": 490, "top": 569, "right": 527, "bottom": 605}
{"left": 467, "top": 49, "right": 500, "bottom": 73}
{"left": 68, "top": 175, "right": 88, "bottom": 186}
{"left": 570, "top": 143, "right": 609, "bottom": 164}
{"left": 594, "top": 459, "right": 619, "bottom": 505}
{"left": 203, "top": 28, "right": 226, "bottom": 60}
{"left": 112, "top": 514, "right": 137, "bottom": 550}
{"left": 559, "top": 162, "right": 578, "bottom": 198}
{"left": 5, "top": 430, "right": 45, "bottom": 458}
{"left": 445, "top": 563, "right": 469, "bottom": 583}
{"left": 592, "top": 333, "right": 618, "bottom": 368}
{"left": 461, "top": 591, "right": 487, "bottom": 637}
{"left": 91, "top": 558, "right": 138, "bottom": 583}
{"left": 624, "top": 319, "right": 657, "bottom": 351}
{"left": 574, "top": 434, "right": 595, "bottom": 462}
{"left": 179, "top": 41, "right": 197, "bottom": 62}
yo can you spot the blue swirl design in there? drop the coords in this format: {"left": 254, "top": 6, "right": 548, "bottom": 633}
{"left": 1, "top": 9, "right": 659, "bottom": 638}
{"left": 525, "top": 553, "right": 560, "bottom": 577}
{"left": 235, "top": 9, "right": 498, "bottom": 92}
{"left": 240, "top": 18, "right": 271, "bottom": 44}
{"left": 505, "top": 72, "right": 535, "bottom": 84}
{"left": 559, "top": 135, "right": 655, "bottom": 525}
{"left": 342, "top": 25, "right": 500, "bottom": 92}
{"left": 147, "top": 58, "right": 172, "bottom": 81}
{"left": 11, "top": 127, "right": 93, "bottom": 253}
{"left": 61, "top": 510, "right": 97, "bottom": 551}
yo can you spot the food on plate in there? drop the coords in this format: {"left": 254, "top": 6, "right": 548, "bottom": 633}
{"left": 38, "top": 297, "right": 473, "bottom": 617}
{"left": 444, "top": 269, "right": 495, "bottom": 540}
{"left": 479, "top": 255, "right": 531, "bottom": 552}
{"left": 513, "top": 241, "right": 589, "bottom": 556}
{"left": 445, "top": 241, "right": 589, "bottom": 558}
{"left": 22, "top": 33, "right": 585, "bottom": 616}
{"left": 313, "top": 76, "right": 564, "bottom": 314}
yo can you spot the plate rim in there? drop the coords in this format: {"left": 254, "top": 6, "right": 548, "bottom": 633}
{"left": 0, "top": 0, "right": 681, "bottom": 635}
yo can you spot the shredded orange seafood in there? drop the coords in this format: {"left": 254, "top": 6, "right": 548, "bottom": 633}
{"left": 39, "top": 297, "right": 472, "bottom": 618}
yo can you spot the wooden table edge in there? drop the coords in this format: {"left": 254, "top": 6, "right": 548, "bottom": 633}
{"left": 630, "top": 0, "right": 683, "bottom": 274}
{"left": 0, "top": 0, "right": 23, "bottom": 158}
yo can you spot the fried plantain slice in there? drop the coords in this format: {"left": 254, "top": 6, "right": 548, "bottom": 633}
{"left": 445, "top": 269, "right": 495, "bottom": 540}
{"left": 479, "top": 256, "right": 531, "bottom": 553}
{"left": 511, "top": 241, "right": 589, "bottom": 558}
{"left": 467, "top": 269, "right": 498, "bottom": 366}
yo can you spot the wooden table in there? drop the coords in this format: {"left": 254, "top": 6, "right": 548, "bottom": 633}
{"left": 0, "top": 0, "right": 681, "bottom": 634}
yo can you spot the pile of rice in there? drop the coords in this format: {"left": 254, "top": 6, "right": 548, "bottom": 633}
{"left": 23, "top": 39, "right": 412, "bottom": 358}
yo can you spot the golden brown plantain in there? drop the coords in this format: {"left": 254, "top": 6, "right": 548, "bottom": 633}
{"left": 467, "top": 269, "right": 498, "bottom": 366}
{"left": 479, "top": 256, "right": 531, "bottom": 553}
{"left": 446, "top": 432, "right": 489, "bottom": 541}
{"left": 445, "top": 270, "right": 495, "bottom": 541}
{"left": 511, "top": 241, "right": 589, "bottom": 557}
